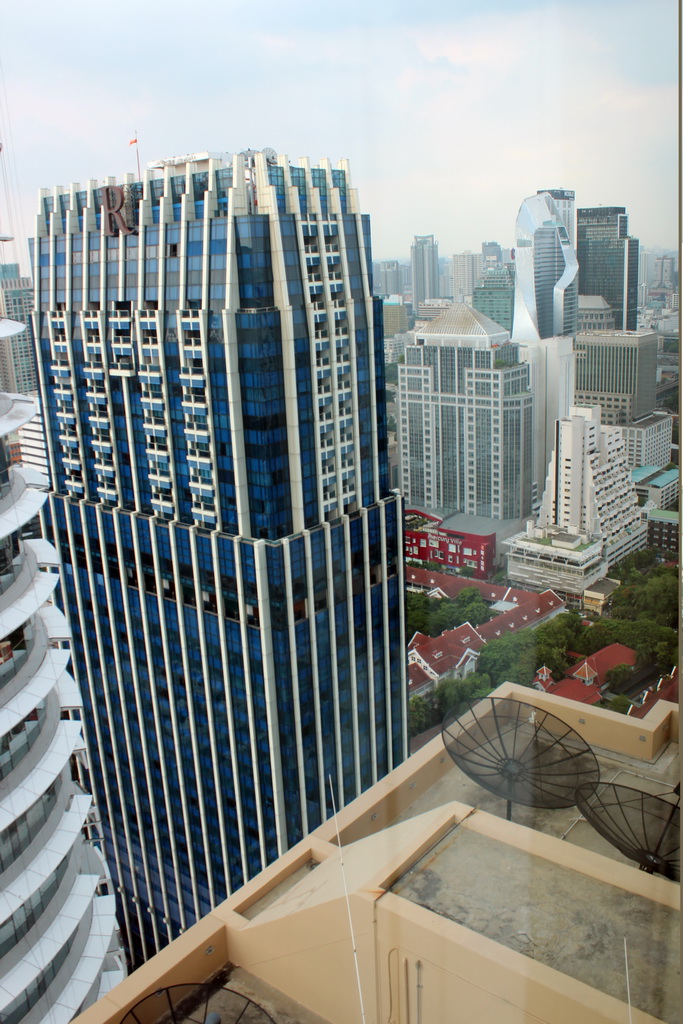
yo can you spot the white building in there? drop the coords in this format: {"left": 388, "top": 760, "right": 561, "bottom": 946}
{"left": 618, "top": 411, "right": 673, "bottom": 469}
{"left": 411, "top": 235, "right": 439, "bottom": 308}
{"left": 507, "top": 406, "right": 647, "bottom": 600}
{"left": 17, "top": 392, "right": 49, "bottom": 478}
{"left": 398, "top": 304, "right": 533, "bottom": 519}
{"left": 452, "top": 252, "right": 484, "bottom": 303}
{"left": 537, "top": 188, "right": 576, "bottom": 247}
{"left": 0, "top": 392, "right": 124, "bottom": 1024}
{"left": 516, "top": 334, "right": 575, "bottom": 508}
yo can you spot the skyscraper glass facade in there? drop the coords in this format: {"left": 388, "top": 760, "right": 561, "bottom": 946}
{"left": 576, "top": 207, "right": 639, "bottom": 331}
{"left": 32, "top": 150, "right": 406, "bottom": 965}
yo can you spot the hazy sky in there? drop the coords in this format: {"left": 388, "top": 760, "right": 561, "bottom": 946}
{"left": 0, "top": 0, "right": 677, "bottom": 271}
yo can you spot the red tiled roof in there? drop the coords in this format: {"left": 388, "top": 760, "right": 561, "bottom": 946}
{"left": 630, "top": 668, "right": 679, "bottom": 719}
{"left": 567, "top": 643, "right": 636, "bottom": 689}
{"left": 408, "top": 663, "right": 433, "bottom": 693}
{"left": 546, "top": 678, "right": 603, "bottom": 704}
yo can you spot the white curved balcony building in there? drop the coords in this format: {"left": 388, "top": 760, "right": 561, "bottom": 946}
{"left": 0, "top": 392, "right": 124, "bottom": 1024}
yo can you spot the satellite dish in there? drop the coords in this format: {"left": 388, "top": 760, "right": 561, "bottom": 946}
{"left": 576, "top": 781, "right": 680, "bottom": 880}
{"left": 262, "top": 147, "right": 278, "bottom": 164}
{"left": 442, "top": 696, "right": 600, "bottom": 820}
{"left": 120, "top": 983, "right": 276, "bottom": 1024}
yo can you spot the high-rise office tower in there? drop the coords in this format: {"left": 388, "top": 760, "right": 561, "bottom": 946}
{"left": 577, "top": 207, "right": 639, "bottom": 330}
{"left": 33, "top": 150, "right": 407, "bottom": 964}
{"left": 537, "top": 189, "right": 575, "bottom": 247}
{"left": 512, "top": 192, "right": 578, "bottom": 341}
{"left": 0, "top": 389, "right": 124, "bottom": 1023}
{"left": 398, "top": 304, "right": 532, "bottom": 518}
{"left": 574, "top": 329, "right": 658, "bottom": 425}
{"left": 452, "top": 251, "right": 484, "bottom": 303}
{"left": 378, "top": 260, "right": 401, "bottom": 296}
{"left": 481, "top": 241, "right": 502, "bottom": 267}
{"left": 410, "top": 235, "right": 439, "bottom": 309}
{"left": 0, "top": 264, "right": 37, "bottom": 394}
{"left": 472, "top": 264, "right": 515, "bottom": 332}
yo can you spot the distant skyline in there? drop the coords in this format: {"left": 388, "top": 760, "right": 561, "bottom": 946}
{"left": 0, "top": 0, "right": 677, "bottom": 272}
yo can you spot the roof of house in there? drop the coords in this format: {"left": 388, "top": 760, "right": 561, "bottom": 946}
{"left": 630, "top": 667, "right": 679, "bottom": 719}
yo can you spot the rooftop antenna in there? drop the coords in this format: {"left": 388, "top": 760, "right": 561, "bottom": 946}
{"left": 623, "top": 937, "right": 633, "bottom": 1024}
{"left": 328, "top": 775, "right": 367, "bottom": 1024}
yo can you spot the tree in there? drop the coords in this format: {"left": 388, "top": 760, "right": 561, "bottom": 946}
{"left": 476, "top": 631, "right": 538, "bottom": 687}
{"left": 604, "top": 663, "right": 634, "bottom": 692}
{"left": 607, "top": 694, "right": 632, "bottom": 715}
{"left": 409, "top": 695, "right": 434, "bottom": 738}
{"left": 452, "top": 587, "right": 491, "bottom": 627}
{"left": 432, "top": 672, "right": 493, "bottom": 722}
{"left": 384, "top": 362, "right": 399, "bottom": 385}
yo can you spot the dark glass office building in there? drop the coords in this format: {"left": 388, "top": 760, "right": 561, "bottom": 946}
{"left": 577, "top": 207, "right": 639, "bottom": 330}
{"left": 32, "top": 149, "right": 407, "bottom": 965}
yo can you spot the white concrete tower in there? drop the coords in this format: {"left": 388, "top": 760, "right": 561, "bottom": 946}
{"left": 0, "top": 392, "right": 124, "bottom": 1024}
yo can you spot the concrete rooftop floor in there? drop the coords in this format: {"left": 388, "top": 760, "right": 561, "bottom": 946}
{"left": 390, "top": 738, "right": 680, "bottom": 1024}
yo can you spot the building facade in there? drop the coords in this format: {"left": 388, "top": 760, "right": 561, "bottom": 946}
{"left": 0, "top": 392, "right": 124, "bottom": 1024}
{"left": 536, "top": 188, "right": 575, "bottom": 247}
{"left": 618, "top": 411, "right": 672, "bottom": 469}
{"left": 452, "top": 251, "right": 484, "bottom": 303}
{"left": 0, "top": 264, "right": 37, "bottom": 394}
{"left": 398, "top": 304, "right": 533, "bottom": 520}
{"left": 574, "top": 329, "right": 658, "bottom": 425}
{"left": 404, "top": 511, "right": 496, "bottom": 578}
{"left": 472, "top": 265, "right": 515, "bottom": 332}
{"left": 16, "top": 392, "right": 50, "bottom": 477}
{"left": 646, "top": 507, "right": 678, "bottom": 553}
{"left": 577, "top": 207, "right": 639, "bottom": 331}
{"left": 512, "top": 192, "right": 578, "bottom": 341}
{"left": 33, "top": 150, "right": 407, "bottom": 965}
{"left": 377, "top": 260, "right": 401, "bottom": 296}
{"left": 381, "top": 296, "right": 408, "bottom": 337}
{"left": 507, "top": 405, "right": 647, "bottom": 600}
{"left": 577, "top": 295, "right": 615, "bottom": 332}
{"left": 410, "top": 236, "right": 439, "bottom": 310}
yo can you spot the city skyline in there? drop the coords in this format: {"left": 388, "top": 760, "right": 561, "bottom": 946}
{"left": 0, "top": 0, "right": 677, "bottom": 275}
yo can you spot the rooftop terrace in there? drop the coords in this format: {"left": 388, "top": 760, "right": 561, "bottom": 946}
{"left": 74, "top": 684, "right": 679, "bottom": 1024}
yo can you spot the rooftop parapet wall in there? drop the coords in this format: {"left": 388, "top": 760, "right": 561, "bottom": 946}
{"left": 71, "top": 683, "right": 678, "bottom": 1024}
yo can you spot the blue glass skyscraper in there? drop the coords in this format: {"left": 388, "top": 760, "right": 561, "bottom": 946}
{"left": 32, "top": 149, "right": 407, "bottom": 965}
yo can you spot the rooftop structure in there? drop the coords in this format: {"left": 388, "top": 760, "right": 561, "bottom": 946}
{"left": 577, "top": 295, "right": 615, "bottom": 332}
{"left": 535, "top": 643, "right": 638, "bottom": 705}
{"left": 631, "top": 466, "right": 679, "bottom": 509}
{"left": 70, "top": 684, "right": 679, "bottom": 1024}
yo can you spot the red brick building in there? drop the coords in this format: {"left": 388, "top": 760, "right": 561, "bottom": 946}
{"left": 405, "top": 511, "right": 496, "bottom": 578}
